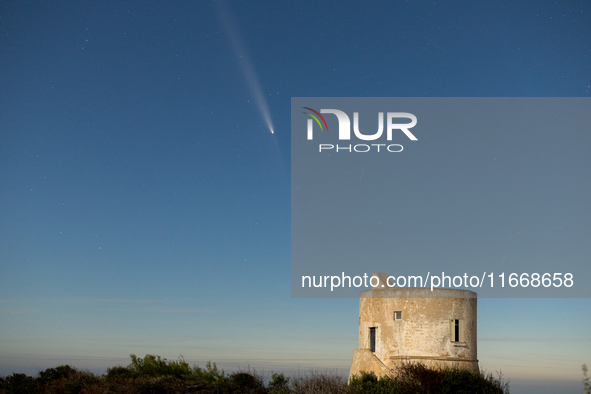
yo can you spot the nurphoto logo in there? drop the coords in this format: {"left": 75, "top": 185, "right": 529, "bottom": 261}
{"left": 302, "top": 107, "right": 418, "bottom": 153}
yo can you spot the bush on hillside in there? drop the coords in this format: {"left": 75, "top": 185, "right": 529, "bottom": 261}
{"left": 348, "top": 363, "right": 509, "bottom": 394}
{"left": 290, "top": 370, "right": 349, "bottom": 394}
{"left": 229, "top": 370, "right": 267, "bottom": 394}
{"left": 268, "top": 372, "right": 290, "bottom": 394}
{"left": 0, "top": 355, "right": 511, "bottom": 394}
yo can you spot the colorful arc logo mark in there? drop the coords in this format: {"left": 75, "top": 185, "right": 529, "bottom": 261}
{"left": 302, "top": 107, "right": 329, "bottom": 131}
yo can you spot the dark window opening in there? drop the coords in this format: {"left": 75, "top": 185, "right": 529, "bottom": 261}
{"left": 394, "top": 311, "right": 402, "bottom": 320}
{"left": 369, "top": 327, "right": 376, "bottom": 352}
{"left": 451, "top": 319, "right": 464, "bottom": 342}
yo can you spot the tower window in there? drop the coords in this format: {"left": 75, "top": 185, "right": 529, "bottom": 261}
{"left": 450, "top": 319, "right": 464, "bottom": 342}
{"left": 394, "top": 311, "right": 402, "bottom": 320}
{"left": 369, "top": 327, "right": 376, "bottom": 352}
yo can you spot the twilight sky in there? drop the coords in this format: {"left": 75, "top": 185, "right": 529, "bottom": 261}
{"left": 1, "top": 1, "right": 590, "bottom": 393}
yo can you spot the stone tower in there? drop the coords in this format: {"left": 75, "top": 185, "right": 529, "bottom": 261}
{"left": 349, "top": 273, "right": 478, "bottom": 379}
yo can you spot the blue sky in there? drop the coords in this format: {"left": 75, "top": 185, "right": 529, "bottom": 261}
{"left": 1, "top": 1, "right": 590, "bottom": 393}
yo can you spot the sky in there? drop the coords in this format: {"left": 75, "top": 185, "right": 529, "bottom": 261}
{"left": 0, "top": 1, "right": 590, "bottom": 393}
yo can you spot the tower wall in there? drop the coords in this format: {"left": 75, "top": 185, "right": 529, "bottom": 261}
{"left": 350, "top": 285, "right": 478, "bottom": 379}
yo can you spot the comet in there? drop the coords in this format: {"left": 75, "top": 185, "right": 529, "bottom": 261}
{"left": 215, "top": 0, "right": 275, "bottom": 135}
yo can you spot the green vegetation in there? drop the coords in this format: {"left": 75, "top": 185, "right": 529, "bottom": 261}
{"left": 584, "top": 364, "right": 590, "bottom": 394}
{"left": 0, "top": 354, "right": 510, "bottom": 394}
{"left": 348, "top": 365, "right": 509, "bottom": 394}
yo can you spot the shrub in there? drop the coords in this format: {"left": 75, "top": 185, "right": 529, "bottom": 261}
{"left": 583, "top": 364, "right": 590, "bottom": 394}
{"left": 349, "top": 371, "right": 403, "bottom": 394}
{"left": 3, "top": 373, "right": 40, "bottom": 394}
{"left": 290, "top": 370, "right": 349, "bottom": 394}
{"left": 268, "top": 372, "right": 290, "bottom": 394}
{"left": 349, "top": 363, "right": 509, "bottom": 394}
{"left": 396, "top": 363, "right": 441, "bottom": 393}
{"left": 42, "top": 370, "right": 99, "bottom": 394}
{"left": 229, "top": 371, "right": 266, "bottom": 393}
{"left": 127, "top": 354, "right": 193, "bottom": 378}
{"left": 434, "top": 365, "right": 508, "bottom": 394}
{"left": 37, "top": 365, "right": 78, "bottom": 386}
{"left": 130, "top": 375, "right": 188, "bottom": 394}
{"left": 192, "top": 360, "right": 226, "bottom": 384}
{"left": 106, "top": 364, "right": 137, "bottom": 380}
